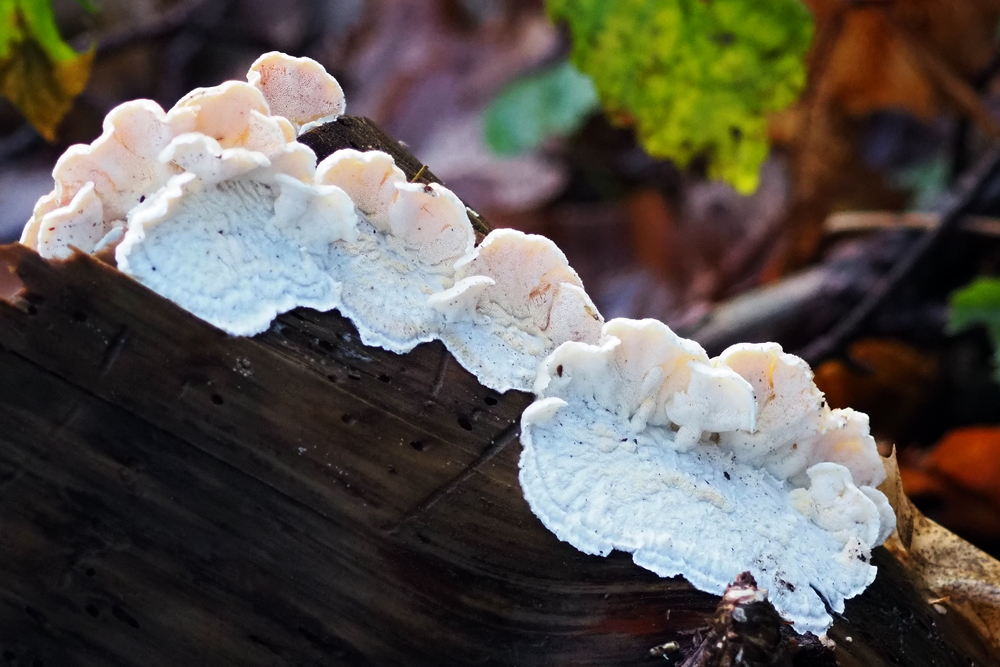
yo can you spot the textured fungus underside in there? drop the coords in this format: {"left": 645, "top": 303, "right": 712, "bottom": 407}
{"left": 19, "top": 53, "right": 599, "bottom": 394}
{"left": 439, "top": 229, "right": 603, "bottom": 393}
{"left": 519, "top": 321, "right": 894, "bottom": 634}
{"left": 521, "top": 396, "right": 875, "bottom": 635}
{"left": 117, "top": 177, "right": 345, "bottom": 337}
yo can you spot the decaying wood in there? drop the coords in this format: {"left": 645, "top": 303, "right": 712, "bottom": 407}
{"left": 0, "top": 118, "right": 997, "bottom": 666}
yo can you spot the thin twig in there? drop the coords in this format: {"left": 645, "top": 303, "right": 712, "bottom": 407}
{"left": 825, "top": 211, "right": 1000, "bottom": 237}
{"left": 974, "top": 49, "right": 1000, "bottom": 90}
{"left": 409, "top": 164, "right": 428, "bottom": 183}
{"left": 951, "top": 45, "right": 1000, "bottom": 178}
{"left": 798, "top": 144, "right": 1000, "bottom": 365}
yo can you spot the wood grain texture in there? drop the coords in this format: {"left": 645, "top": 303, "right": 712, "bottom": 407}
{"left": 0, "top": 117, "right": 995, "bottom": 666}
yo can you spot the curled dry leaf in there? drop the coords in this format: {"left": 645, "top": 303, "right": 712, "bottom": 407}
{"left": 899, "top": 427, "right": 1000, "bottom": 546}
{"left": 0, "top": 0, "right": 94, "bottom": 141}
{"left": 923, "top": 428, "right": 1000, "bottom": 511}
{"left": 880, "top": 447, "right": 1000, "bottom": 654}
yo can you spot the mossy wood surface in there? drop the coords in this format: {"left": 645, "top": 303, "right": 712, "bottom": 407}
{"left": 0, "top": 119, "right": 995, "bottom": 667}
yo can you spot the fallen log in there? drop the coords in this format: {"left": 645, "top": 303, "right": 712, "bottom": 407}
{"left": 0, "top": 118, "right": 996, "bottom": 666}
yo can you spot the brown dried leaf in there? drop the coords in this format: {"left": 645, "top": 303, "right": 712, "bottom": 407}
{"left": 767, "top": 0, "right": 1000, "bottom": 272}
{"left": 0, "top": 1, "right": 94, "bottom": 141}
{"left": 813, "top": 339, "right": 938, "bottom": 439}
{"left": 802, "top": 0, "right": 1000, "bottom": 129}
{"left": 0, "top": 40, "right": 93, "bottom": 141}
{"left": 898, "top": 427, "right": 1000, "bottom": 543}
{"left": 881, "top": 448, "right": 1000, "bottom": 654}
{"left": 926, "top": 427, "right": 1000, "bottom": 508}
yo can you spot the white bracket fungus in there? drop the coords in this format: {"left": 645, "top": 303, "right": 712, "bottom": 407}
{"left": 437, "top": 230, "right": 604, "bottom": 393}
{"left": 22, "top": 51, "right": 895, "bottom": 636}
{"left": 314, "top": 148, "right": 476, "bottom": 352}
{"left": 247, "top": 51, "right": 346, "bottom": 134}
{"left": 21, "top": 99, "right": 182, "bottom": 254}
{"left": 34, "top": 182, "right": 104, "bottom": 261}
{"left": 519, "top": 323, "right": 895, "bottom": 634}
{"left": 115, "top": 146, "right": 357, "bottom": 336}
{"left": 20, "top": 50, "right": 601, "bottom": 391}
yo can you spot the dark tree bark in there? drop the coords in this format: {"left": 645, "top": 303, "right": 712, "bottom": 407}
{"left": 0, "top": 118, "right": 995, "bottom": 667}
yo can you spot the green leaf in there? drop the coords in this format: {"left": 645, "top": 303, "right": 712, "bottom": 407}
{"left": 484, "top": 60, "right": 599, "bottom": 156}
{"left": 0, "top": 0, "right": 94, "bottom": 141}
{"left": 892, "top": 157, "right": 949, "bottom": 212}
{"left": 546, "top": 0, "right": 813, "bottom": 193}
{"left": 949, "top": 277, "right": 1000, "bottom": 380}
{"left": 74, "top": 0, "right": 98, "bottom": 14}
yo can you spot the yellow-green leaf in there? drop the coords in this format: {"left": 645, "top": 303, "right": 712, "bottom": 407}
{"left": 0, "top": 0, "right": 93, "bottom": 141}
{"left": 547, "top": 0, "right": 813, "bottom": 193}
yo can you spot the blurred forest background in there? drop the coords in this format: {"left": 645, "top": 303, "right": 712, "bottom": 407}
{"left": 4, "top": 0, "right": 1000, "bottom": 557}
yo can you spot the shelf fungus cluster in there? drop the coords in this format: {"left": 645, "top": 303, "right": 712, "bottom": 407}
{"left": 20, "top": 52, "right": 600, "bottom": 394}
{"left": 21, "top": 52, "right": 894, "bottom": 635}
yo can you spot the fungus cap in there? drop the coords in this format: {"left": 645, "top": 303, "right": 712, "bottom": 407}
{"left": 248, "top": 51, "right": 346, "bottom": 133}
{"left": 35, "top": 182, "right": 105, "bottom": 260}
{"left": 316, "top": 149, "right": 406, "bottom": 227}
{"left": 519, "top": 319, "right": 895, "bottom": 634}
{"left": 23, "top": 99, "right": 181, "bottom": 252}
{"left": 170, "top": 81, "right": 291, "bottom": 158}
{"left": 437, "top": 229, "right": 603, "bottom": 392}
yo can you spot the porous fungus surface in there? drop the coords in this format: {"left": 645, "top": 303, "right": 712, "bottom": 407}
{"left": 520, "top": 322, "right": 894, "bottom": 634}
{"left": 438, "top": 230, "right": 603, "bottom": 393}
{"left": 116, "top": 163, "right": 355, "bottom": 337}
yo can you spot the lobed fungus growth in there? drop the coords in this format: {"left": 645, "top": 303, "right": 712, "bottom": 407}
{"left": 437, "top": 229, "right": 603, "bottom": 392}
{"left": 520, "top": 321, "right": 894, "bottom": 634}
{"left": 22, "top": 51, "right": 894, "bottom": 635}
{"left": 20, "top": 52, "right": 599, "bottom": 390}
